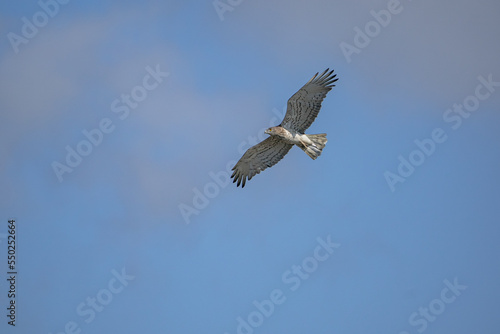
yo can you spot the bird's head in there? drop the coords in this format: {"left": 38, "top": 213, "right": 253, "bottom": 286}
{"left": 265, "top": 127, "right": 275, "bottom": 135}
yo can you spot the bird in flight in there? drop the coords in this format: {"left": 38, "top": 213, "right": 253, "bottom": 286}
{"left": 231, "top": 69, "right": 338, "bottom": 187}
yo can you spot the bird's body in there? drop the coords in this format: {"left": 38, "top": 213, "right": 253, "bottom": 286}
{"left": 265, "top": 126, "right": 327, "bottom": 160}
{"left": 231, "top": 69, "right": 338, "bottom": 187}
{"left": 265, "top": 126, "right": 306, "bottom": 145}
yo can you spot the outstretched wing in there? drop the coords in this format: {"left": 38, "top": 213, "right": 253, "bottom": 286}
{"left": 281, "top": 69, "right": 338, "bottom": 133}
{"left": 231, "top": 136, "right": 293, "bottom": 188}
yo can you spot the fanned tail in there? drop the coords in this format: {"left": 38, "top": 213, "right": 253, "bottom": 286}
{"left": 300, "top": 133, "right": 327, "bottom": 160}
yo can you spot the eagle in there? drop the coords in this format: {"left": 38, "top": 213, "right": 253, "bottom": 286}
{"left": 231, "top": 69, "right": 338, "bottom": 187}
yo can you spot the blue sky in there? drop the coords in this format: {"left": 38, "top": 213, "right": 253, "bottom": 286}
{"left": 1, "top": 0, "right": 499, "bottom": 333}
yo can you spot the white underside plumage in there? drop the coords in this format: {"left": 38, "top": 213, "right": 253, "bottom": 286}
{"left": 277, "top": 128, "right": 327, "bottom": 160}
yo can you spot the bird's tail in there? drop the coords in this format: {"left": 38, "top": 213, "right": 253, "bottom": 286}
{"left": 301, "top": 133, "right": 327, "bottom": 160}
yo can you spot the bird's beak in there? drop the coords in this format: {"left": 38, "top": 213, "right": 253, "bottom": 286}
{"left": 264, "top": 129, "right": 270, "bottom": 135}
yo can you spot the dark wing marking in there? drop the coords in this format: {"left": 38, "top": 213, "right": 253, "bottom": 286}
{"left": 281, "top": 69, "right": 338, "bottom": 133}
{"left": 231, "top": 136, "right": 293, "bottom": 188}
